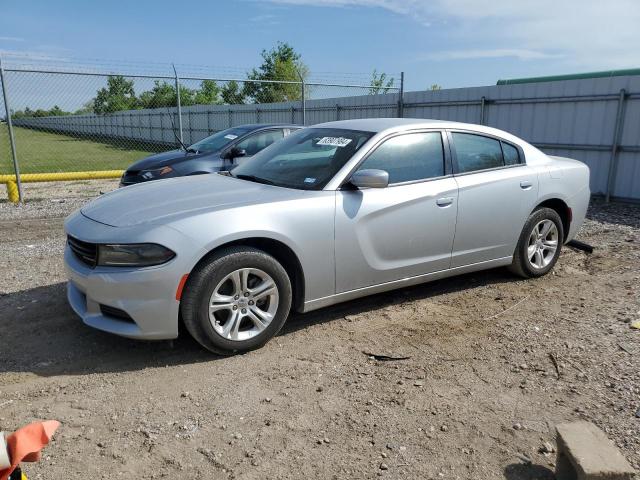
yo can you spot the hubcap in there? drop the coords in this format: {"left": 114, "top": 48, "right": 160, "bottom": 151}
{"left": 208, "top": 268, "right": 279, "bottom": 341}
{"left": 527, "top": 219, "right": 559, "bottom": 269}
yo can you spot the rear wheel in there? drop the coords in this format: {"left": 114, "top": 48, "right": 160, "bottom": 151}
{"left": 509, "top": 207, "right": 564, "bottom": 278}
{"left": 181, "top": 247, "right": 292, "bottom": 355}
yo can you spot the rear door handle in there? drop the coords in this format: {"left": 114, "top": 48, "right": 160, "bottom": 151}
{"left": 520, "top": 180, "right": 533, "bottom": 190}
{"left": 436, "top": 197, "right": 454, "bottom": 207}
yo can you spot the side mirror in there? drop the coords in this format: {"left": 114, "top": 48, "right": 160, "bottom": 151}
{"left": 350, "top": 169, "right": 389, "bottom": 189}
{"left": 225, "top": 147, "right": 247, "bottom": 160}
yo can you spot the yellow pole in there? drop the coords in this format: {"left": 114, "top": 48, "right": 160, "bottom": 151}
{"left": 1, "top": 170, "right": 123, "bottom": 204}
{"left": 6, "top": 180, "right": 19, "bottom": 203}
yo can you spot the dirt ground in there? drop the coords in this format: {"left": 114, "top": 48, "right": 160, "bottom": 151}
{"left": 0, "top": 181, "right": 638, "bottom": 480}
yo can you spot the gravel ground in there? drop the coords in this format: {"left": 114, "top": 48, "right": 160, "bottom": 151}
{"left": 0, "top": 181, "right": 638, "bottom": 480}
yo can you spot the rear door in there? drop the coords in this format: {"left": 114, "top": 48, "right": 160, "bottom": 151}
{"left": 448, "top": 131, "right": 539, "bottom": 267}
{"left": 334, "top": 130, "right": 458, "bottom": 293}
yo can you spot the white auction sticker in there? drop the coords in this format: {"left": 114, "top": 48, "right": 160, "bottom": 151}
{"left": 224, "top": 134, "right": 238, "bottom": 140}
{"left": 316, "top": 137, "right": 352, "bottom": 147}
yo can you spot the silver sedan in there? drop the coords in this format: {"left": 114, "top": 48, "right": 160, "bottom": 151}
{"left": 64, "top": 118, "right": 590, "bottom": 354}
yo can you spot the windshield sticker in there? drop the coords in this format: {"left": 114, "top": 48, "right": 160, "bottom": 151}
{"left": 304, "top": 177, "right": 317, "bottom": 184}
{"left": 224, "top": 134, "right": 238, "bottom": 140}
{"left": 316, "top": 137, "right": 352, "bottom": 148}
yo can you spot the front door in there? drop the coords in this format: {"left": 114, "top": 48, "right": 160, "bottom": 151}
{"left": 335, "top": 131, "right": 458, "bottom": 293}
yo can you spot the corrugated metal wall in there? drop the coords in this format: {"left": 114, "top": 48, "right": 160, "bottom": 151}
{"left": 13, "top": 75, "right": 640, "bottom": 201}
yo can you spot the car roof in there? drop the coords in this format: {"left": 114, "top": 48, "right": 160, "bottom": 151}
{"left": 311, "top": 118, "right": 531, "bottom": 147}
{"left": 233, "top": 123, "right": 302, "bottom": 131}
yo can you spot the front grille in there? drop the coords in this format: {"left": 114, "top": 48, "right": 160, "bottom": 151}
{"left": 68, "top": 235, "right": 98, "bottom": 268}
{"left": 100, "top": 304, "right": 135, "bottom": 323}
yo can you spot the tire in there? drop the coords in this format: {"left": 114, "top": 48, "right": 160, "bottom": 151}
{"left": 181, "top": 246, "right": 292, "bottom": 355}
{"left": 508, "top": 207, "right": 564, "bottom": 278}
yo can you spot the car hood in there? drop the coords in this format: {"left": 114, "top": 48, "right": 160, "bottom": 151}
{"left": 127, "top": 148, "right": 221, "bottom": 170}
{"left": 81, "top": 174, "right": 303, "bottom": 228}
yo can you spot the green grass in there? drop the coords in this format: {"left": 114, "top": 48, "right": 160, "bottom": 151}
{"left": 0, "top": 126, "right": 161, "bottom": 174}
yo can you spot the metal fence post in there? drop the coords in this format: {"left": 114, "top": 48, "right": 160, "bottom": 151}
{"left": 480, "top": 96, "right": 486, "bottom": 125}
{"left": 0, "top": 57, "right": 23, "bottom": 203}
{"left": 301, "top": 79, "right": 306, "bottom": 126}
{"left": 397, "top": 72, "right": 405, "bottom": 118}
{"left": 172, "top": 64, "right": 183, "bottom": 144}
{"left": 605, "top": 88, "right": 628, "bottom": 202}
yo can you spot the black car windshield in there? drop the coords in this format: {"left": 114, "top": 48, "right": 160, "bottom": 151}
{"left": 230, "top": 128, "right": 374, "bottom": 190}
{"left": 189, "top": 126, "right": 253, "bottom": 153}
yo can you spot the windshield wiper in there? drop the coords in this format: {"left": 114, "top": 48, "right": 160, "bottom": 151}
{"left": 234, "top": 174, "right": 277, "bottom": 186}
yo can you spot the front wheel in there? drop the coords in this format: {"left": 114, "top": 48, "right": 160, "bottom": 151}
{"left": 181, "top": 247, "right": 292, "bottom": 355}
{"left": 509, "top": 207, "right": 564, "bottom": 278}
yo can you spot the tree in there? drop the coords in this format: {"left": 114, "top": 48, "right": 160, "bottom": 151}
{"left": 194, "top": 80, "right": 222, "bottom": 105}
{"left": 93, "top": 76, "right": 138, "bottom": 114}
{"left": 221, "top": 80, "right": 245, "bottom": 104}
{"left": 369, "top": 69, "right": 394, "bottom": 95}
{"left": 243, "top": 42, "right": 308, "bottom": 103}
{"left": 429, "top": 84, "right": 442, "bottom": 91}
{"left": 138, "top": 80, "right": 196, "bottom": 109}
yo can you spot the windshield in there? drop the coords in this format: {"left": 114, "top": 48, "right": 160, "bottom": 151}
{"left": 231, "top": 128, "right": 374, "bottom": 190}
{"left": 189, "top": 126, "right": 253, "bottom": 153}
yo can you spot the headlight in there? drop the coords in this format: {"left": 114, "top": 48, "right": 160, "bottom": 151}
{"left": 141, "top": 166, "right": 173, "bottom": 180}
{"left": 98, "top": 244, "right": 175, "bottom": 267}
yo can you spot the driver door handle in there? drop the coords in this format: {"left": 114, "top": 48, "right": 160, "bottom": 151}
{"left": 520, "top": 180, "right": 533, "bottom": 190}
{"left": 436, "top": 197, "right": 454, "bottom": 207}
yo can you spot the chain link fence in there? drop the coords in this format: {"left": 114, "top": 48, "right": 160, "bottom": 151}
{"left": 0, "top": 56, "right": 401, "bottom": 201}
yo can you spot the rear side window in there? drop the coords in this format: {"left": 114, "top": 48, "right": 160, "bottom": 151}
{"left": 452, "top": 133, "right": 504, "bottom": 173}
{"left": 502, "top": 142, "right": 521, "bottom": 165}
{"left": 357, "top": 132, "right": 444, "bottom": 184}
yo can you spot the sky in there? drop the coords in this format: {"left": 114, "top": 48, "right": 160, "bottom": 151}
{"left": 1, "top": 0, "right": 640, "bottom": 93}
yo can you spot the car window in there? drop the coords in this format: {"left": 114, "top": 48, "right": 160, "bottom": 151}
{"left": 356, "top": 132, "right": 445, "bottom": 184}
{"left": 502, "top": 141, "right": 520, "bottom": 165}
{"left": 236, "top": 130, "right": 284, "bottom": 156}
{"left": 452, "top": 133, "right": 504, "bottom": 173}
{"left": 189, "top": 126, "right": 253, "bottom": 152}
{"left": 231, "top": 128, "right": 374, "bottom": 190}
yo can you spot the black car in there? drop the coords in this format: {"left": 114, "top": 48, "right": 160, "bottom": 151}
{"left": 120, "top": 123, "right": 301, "bottom": 186}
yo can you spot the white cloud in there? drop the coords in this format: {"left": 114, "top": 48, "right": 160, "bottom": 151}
{"left": 263, "top": 0, "right": 640, "bottom": 68}
{"left": 0, "top": 36, "right": 24, "bottom": 42}
{"left": 424, "top": 49, "right": 563, "bottom": 61}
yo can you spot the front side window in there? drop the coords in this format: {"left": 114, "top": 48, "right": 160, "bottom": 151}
{"left": 231, "top": 128, "right": 374, "bottom": 190}
{"left": 452, "top": 133, "right": 504, "bottom": 173}
{"left": 235, "top": 130, "right": 284, "bottom": 156}
{"left": 356, "top": 132, "right": 445, "bottom": 184}
{"left": 189, "top": 126, "right": 253, "bottom": 153}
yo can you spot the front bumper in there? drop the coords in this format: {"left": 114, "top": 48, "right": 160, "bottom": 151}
{"left": 64, "top": 212, "right": 205, "bottom": 340}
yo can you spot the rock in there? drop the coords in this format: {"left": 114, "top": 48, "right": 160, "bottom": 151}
{"left": 379, "top": 463, "right": 389, "bottom": 470}
{"left": 413, "top": 380, "right": 424, "bottom": 387}
{"left": 316, "top": 386, "right": 323, "bottom": 392}
{"left": 635, "top": 408, "right": 640, "bottom": 419}
{"left": 181, "top": 392, "right": 190, "bottom": 398}
{"left": 539, "top": 441, "right": 556, "bottom": 454}
{"left": 440, "top": 425, "right": 448, "bottom": 432}
{"left": 513, "top": 423, "right": 524, "bottom": 430}
{"left": 233, "top": 433, "right": 243, "bottom": 440}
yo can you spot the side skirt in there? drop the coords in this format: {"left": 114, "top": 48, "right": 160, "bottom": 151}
{"left": 301, "top": 256, "right": 513, "bottom": 313}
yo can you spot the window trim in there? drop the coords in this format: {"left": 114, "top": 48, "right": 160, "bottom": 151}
{"left": 339, "top": 129, "right": 453, "bottom": 189}
{"left": 447, "top": 129, "right": 526, "bottom": 177}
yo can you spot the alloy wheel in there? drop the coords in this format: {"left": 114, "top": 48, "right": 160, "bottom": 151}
{"left": 527, "top": 219, "right": 559, "bottom": 269}
{"left": 208, "top": 268, "right": 279, "bottom": 341}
